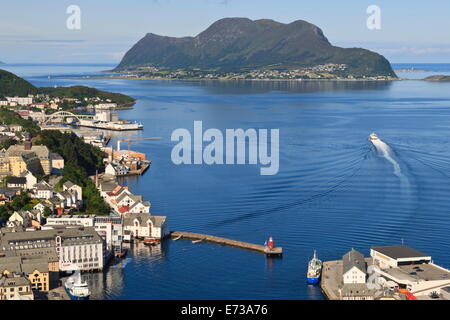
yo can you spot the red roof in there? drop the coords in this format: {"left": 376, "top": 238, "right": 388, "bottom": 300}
{"left": 118, "top": 206, "right": 130, "bottom": 214}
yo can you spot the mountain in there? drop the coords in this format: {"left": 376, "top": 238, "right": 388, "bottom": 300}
{"left": 0, "top": 69, "right": 38, "bottom": 97}
{"left": 116, "top": 18, "right": 396, "bottom": 77}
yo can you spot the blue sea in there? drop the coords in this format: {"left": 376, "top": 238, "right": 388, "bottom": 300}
{"left": 3, "top": 63, "right": 450, "bottom": 299}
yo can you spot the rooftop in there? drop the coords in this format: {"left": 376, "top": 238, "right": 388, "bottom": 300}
{"left": 372, "top": 245, "right": 431, "bottom": 260}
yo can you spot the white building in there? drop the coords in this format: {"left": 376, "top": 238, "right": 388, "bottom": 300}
{"left": 20, "top": 170, "right": 37, "bottom": 190}
{"left": 343, "top": 249, "right": 367, "bottom": 284}
{"left": 370, "top": 245, "right": 450, "bottom": 296}
{"left": 6, "top": 97, "right": 33, "bottom": 106}
{"left": 62, "top": 181, "right": 82, "bottom": 203}
{"left": 123, "top": 212, "right": 168, "bottom": 240}
{"left": 45, "top": 215, "right": 123, "bottom": 254}
{"left": 0, "top": 227, "right": 104, "bottom": 272}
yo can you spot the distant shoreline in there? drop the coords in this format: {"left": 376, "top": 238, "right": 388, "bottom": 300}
{"left": 72, "top": 75, "right": 402, "bottom": 82}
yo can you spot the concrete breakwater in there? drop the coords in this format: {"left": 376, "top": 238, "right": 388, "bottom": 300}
{"left": 170, "top": 232, "right": 282, "bottom": 256}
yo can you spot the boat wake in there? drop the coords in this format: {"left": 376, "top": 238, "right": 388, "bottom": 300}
{"left": 371, "top": 137, "right": 410, "bottom": 188}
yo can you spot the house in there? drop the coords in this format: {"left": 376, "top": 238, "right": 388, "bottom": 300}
{"left": 123, "top": 212, "right": 168, "bottom": 239}
{"left": 342, "top": 249, "right": 367, "bottom": 284}
{"left": 129, "top": 201, "right": 151, "bottom": 214}
{"left": 6, "top": 176, "right": 27, "bottom": 189}
{"left": 105, "top": 163, "right": 129, "bottom": 176}
{"left": 8, "top": 125, "right": 23, "bottom": 133}
{"left": 0, "top": 274, "right": 34, "bottom": 300}
{"left": 63, "top": 181, "right": 82, "bottom": 202}
{"left": 20, "top": 170, "right": 37, "bottom": 190}
{"left": 50, "top": 152, "right": 64, "bottom": 173}
{"left": 0, "top": 187, "right": 20, "bottom": 204}
{"left": 7, "top": 210, "right": 39, "bottom": 229}
{"left": 33, "top": 201, "right": 54, "bottom": 216}
{"left": 115, "top": 192, "right": 138, "bottom": 208}
{"left": 33, "top": 181, "right": 53, "bottom": 199}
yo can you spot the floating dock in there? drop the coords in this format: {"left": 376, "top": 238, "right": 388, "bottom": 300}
{"left": 170, "top": 232, "right": 282, "bottom": 256}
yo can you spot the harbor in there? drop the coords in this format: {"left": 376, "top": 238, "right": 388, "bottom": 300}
{"left": 170, "top": 232, "right": 282, "bottom": 256}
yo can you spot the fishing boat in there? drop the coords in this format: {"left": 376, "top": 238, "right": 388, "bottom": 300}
{"left": 369, "top": 132, "right": 379, "bottom": 141}
{"left": 64, "top": 272, "right": 90, "bottom": 300}
{"left": 143, "top": 237, "right": 159, "bottom": 246}
{"left": 306, "top": 250, "right": 322, "bottom": 284}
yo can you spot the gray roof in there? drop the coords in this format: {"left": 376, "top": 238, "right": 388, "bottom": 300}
{"left": 6, "top": 144, "right": 50, "bottom": 160}
{"left": 123, "top": 212, "right": 166, "bottom": 228}
{"left": 0, "top": 226, "right": 103, "bottom": 252}
{"left": 371, "top": 245, "right": 430, "bottom": 260}
{"left": 34, "top": 181, "right": 53, "bottom": 191}
{"left": 7, "top": 177, "right": 26, "bottom": 185}
{"left": 340, "top": 283, "right": 375, "bottom": 297}
{"left": 343, "top": 249, "right": 366, "bottom": 274}
{"left": 0, "top": 275, "right": 31, "bottom": 288}
{"left": 63, "top": 181, "right": 75, "bottom": 189}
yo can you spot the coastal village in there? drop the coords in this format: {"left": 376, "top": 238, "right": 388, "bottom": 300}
{"left": 0, "top": 93, "right": 167, "bottom": 300}
{"left": 113, "top": 63, "right": 396, "bottom": 81}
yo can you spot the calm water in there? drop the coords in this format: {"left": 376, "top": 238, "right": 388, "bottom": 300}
{"left": 3, "top": 63, "right": 450, "bottom": 299}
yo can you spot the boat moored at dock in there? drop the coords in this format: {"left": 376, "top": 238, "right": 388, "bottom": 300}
{"left": 64, "top": 272, "right": 91, "bottom": 300}
{"left": 307, "top": 250, "right": 322, "bottom": 284}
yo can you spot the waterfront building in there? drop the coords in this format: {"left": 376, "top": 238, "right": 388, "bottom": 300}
{"left": 342, "top": 249, "right": 367, "bottom": 284}
{"left": 123, "top": 212, "right": 167, "bottom": 240}
{"left": 0, "top": 227, "right": 104, "bottom": 272}
{"left": 0, "top": 274, "right": 33, "bottom": 300}
{"left": 339, "top": 283, "right": 375, "bottom": 300}
{"left": 45, "top": 215, "right": 123, "bottom": 254}
{"left": 370, "top": 245, "right": 450, "bottom": 296}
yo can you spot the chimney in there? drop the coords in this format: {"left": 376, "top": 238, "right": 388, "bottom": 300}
{"left": 24, "top": 139, "right": 32, "bottom": 151}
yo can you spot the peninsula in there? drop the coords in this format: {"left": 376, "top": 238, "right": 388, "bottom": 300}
{"left": 424, "top": 75, "right": 450, "bottom": 82}
{"left": 113, "top": 18, "right": 397, "bottom": 81}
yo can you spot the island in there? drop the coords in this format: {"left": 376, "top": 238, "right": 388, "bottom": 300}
{"left": 424, "top": 75, "right": 450, "bottom": 82}
{"left": 113, "top": 18, "right": 397, "bottom": 81}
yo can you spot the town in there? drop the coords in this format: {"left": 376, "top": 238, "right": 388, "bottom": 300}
{"left": 0, "top": 92, "right": 167, "bottom": 300}
{"left": 110, "top": 64, "right": 396, "bottom": 81}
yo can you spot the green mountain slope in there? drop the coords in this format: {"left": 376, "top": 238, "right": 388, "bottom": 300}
{"left": 0, "top": 69, "right": 38, "bottom": 97}
{"left": 116, "top": 18, "right": 396, "bottom": 77}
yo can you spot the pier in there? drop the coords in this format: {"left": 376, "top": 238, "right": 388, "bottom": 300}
{"left": 170, "top": 232, "right": 282, "bottom": 256}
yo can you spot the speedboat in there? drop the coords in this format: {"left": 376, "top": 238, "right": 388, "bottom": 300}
{"left": 369, "top": 132, "right": 379, "bottom": 141}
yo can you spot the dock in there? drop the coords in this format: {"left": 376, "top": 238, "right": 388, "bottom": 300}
{"left": 170, "top": 232, "right": 282, "bottom": 256}
{"left": 320, "top": 260, "right": 342, "bottom": 300}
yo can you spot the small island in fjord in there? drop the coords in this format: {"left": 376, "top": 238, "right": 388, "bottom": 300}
{"left": 424, "top": 75, "right": 450, "bottom": 82}
{"left": 113, "top": 18, "right": 397, "bottom": 81}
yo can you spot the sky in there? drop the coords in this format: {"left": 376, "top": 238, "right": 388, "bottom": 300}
{"left": 1, "top": 0, "right": 450, "bottom": 64}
